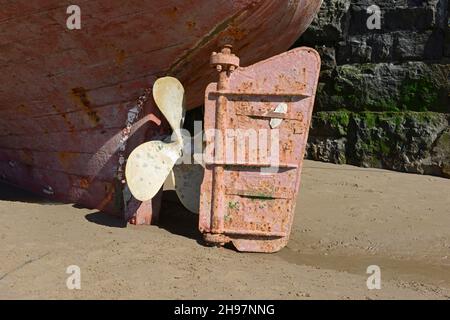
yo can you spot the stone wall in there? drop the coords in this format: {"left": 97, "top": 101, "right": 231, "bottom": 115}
{"left": 296, "top": 0, "right": 450, "bottom": 177}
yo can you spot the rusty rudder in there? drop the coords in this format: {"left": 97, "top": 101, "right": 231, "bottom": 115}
{"left": 199, "top": 46, "right": 321, "bottom": 253}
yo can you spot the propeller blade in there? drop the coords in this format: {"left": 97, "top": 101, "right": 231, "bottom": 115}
{"left": 125, "top": 140, "right": 181, "bottom": 201}
{"left": 163, "top": 169, "right": 176, "bottom": 191}
{"left": 153, "top": 77, "right": 185, "bottom": 140}
{"left": 173, "top": 164, "right": 204, "bottom": 214}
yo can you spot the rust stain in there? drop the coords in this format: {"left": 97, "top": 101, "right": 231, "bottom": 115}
{"left": 115, "top": 49, "right": 126, "bottom": 65}
{"left": 52, "top": 105, "right": 75, "bottom": 131}
{"left": 70, "top": 87, "right": 101, "bottom": 126}
{"left": 97, "top": 187, "right": 114, "bottom": 211}
{"left": 225, "top": 26, "right": 247, "bottom": 42}
{"left": 277, "top": 73, "right": 307, "bottom": 92}
{"left": 163, "top": 6, "right": 179, "bottom": 18}
{"left": 238, "top": 81, "right": 253, "bottom": 93}
{"left": 61, "top": 113, "right": 75, "bottom": 131}
{"left": 186, "top": 20, "right": 196, "bottom": 30}
{"left": 57, "top": 151, "right": 77, "bottom": 169}
{"left": 79, "top": 178, "right": 90, "bottom": 189}
{"left": 20, "top": 149, "right": 34, "bottom": 165}
{"left": 17, "top": 104, "right": 29, "bottom": 115}
{"left": 168, "top": 7, "right": 250, "bottom": 75}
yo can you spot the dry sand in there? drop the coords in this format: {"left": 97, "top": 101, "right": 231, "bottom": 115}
{"left": 0, "top": 160, "right": 449, "bottom": 300}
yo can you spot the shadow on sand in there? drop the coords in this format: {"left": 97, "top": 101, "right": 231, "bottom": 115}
{"left": 83, "top": 191, "right": 203, "bottom": 242}
{"left": 84, "top": 211, "right": 128, "bottom": 228}
{"left": 0, "top": 182, "right": 60, "bottom": 204}
{"left": 158, "top": 191, "right": 203, "bottom": 242}
{"left": 0, "top": 182, "right": 204, "bottom": 243}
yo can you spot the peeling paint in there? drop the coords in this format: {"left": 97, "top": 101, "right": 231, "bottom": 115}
{"left": 116, "top": 102, "right": 147, "bottom": 182}
{"left": 270, "top": 103, "right": 288, "bottom": 129}
{"left": 43, "top": 185, "right": 54, "bottom": 195}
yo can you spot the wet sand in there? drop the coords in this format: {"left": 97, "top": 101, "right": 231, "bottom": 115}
{"left": 0, "top": 160, "right": 449, "bottom": 299}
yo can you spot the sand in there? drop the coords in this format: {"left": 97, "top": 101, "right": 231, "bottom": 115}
{"left": 0, "top": 160, "right": 449, "bottom": 300}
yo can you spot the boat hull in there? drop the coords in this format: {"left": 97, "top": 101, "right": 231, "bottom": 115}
{"left": 0, "top": 0, "right": 322, "bottom": 216}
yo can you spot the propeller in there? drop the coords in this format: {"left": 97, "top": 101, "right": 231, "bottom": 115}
{"left": 125, "top": 77, "right": 204, "bottom": 213}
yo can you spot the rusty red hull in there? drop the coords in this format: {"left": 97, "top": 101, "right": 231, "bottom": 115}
{"left": 0, "top": 0, "right": 322, "bottom": 216}
{"left": 200, "top": 47, "right": 321, "bottom": 252}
